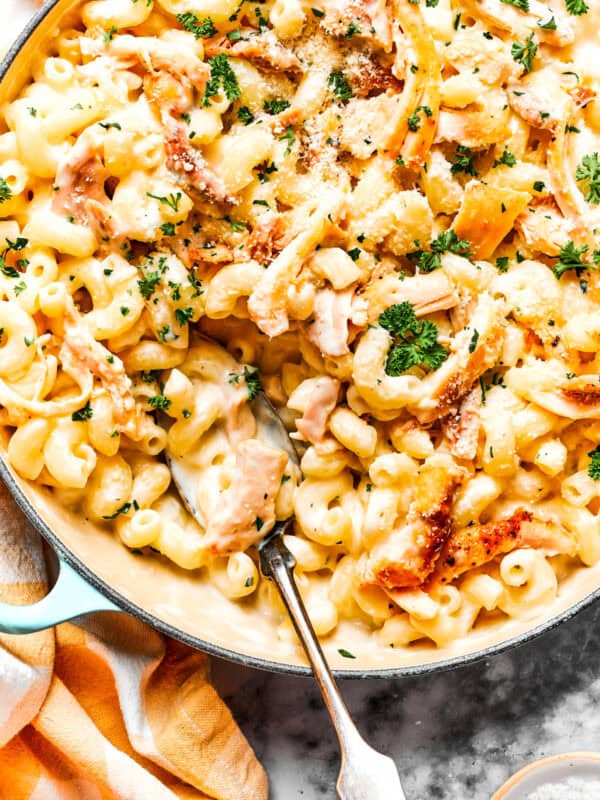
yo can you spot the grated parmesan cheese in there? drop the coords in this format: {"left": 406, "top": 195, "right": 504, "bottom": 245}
{"left": 526, "top": 777, "right": 600, "bottom": 799}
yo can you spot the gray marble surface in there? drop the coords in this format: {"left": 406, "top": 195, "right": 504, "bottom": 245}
{"left": 213, "top": 600, "right": 600, "bottom": 799}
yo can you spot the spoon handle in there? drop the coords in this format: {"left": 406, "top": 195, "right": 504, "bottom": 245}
{"left": 259, "top": 528, "right": 406, "bottom": 800}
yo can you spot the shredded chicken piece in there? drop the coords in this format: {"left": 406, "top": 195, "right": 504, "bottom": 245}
{"left": 364, "top": 271, "right": 459, "bottom": 324}
{"left": 247, "top": 217, "right": 286, "bottom": 266}
{"left": 367, "top": 454, "right": 466, "bottom": 589}
{"left": 294, "top": 377, "right": 340, "bottom": 446}
{"left": 163, "top": 118, "right": 235, "bottom": 205}
{"left": 108, "top": 34, "right": 210, "bottom": 92}
{"left": 204, "top": 439, "right": 288, "bottom": 555}
{"left": 516, "top": 204, "right": 573, "bottom": 257}
{"left": 429, "top": 511, "right": 575, "bottom": 585}
{"left": 61, "top": 301, "right": 135, "bottom": 429}
{"left": 52, "top": 135, "right": 115, "bottom": 238}
{"left": 344, "top": 51, "right": 400, "bottom": 98}
{"left": 413, "top": 294, "right": 505, "bottom": 424}
{"left": 306, "top": 288, "right": 367, "bottom": 358}
{"left": 444, "top": 386, "right": 481, "bottom": 461}
{"left": 204, "top": 30, "right": 302, "bottom": 72}
{"left": 507, "top": 70, "right": 571, "bottom": 133}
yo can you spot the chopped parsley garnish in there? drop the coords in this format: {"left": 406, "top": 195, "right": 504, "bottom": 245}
{"left": 395, "top": 155, "right": 405, "bottom": 167}
{"left": 533, "top": 180, "right": 545, "bottom": 192}
{"left": 103, "top": 25, "right": 117, "bottom": 43}
{"left": 263, "top": 98, "right": 291, "bottom": 115}
{"left": 345, "top": 20, "right": 361, "bottom": 37}
{"left": 311, "top": 7, "right": 324, "bottom": 17}
{"left": 279, "top": 126, "right": 295, "bottom": 155}
{"left": 255, "top": 516, "right": 264, "bottom": 531}
{"left": 379, "top": 301, "right": 449, "bottom": 377}
{"left": 120, "top": 306, "right": 130, "bottom": 316}
{"left": 227, "top": 30, "right": 243, "bottom": 41}
{"left": 500, "top": 0, "right": 529, "bottom": 10}
{"left": 496, "top": 256, "right": 510, "bottom": 272}
{"left": 347, "top": 247, "right": 361, "bottom": 261}
{"left": 157, "top": 325, "right": 175, "bottom": 342}
{"left": 407, "top": 105, "right": 432, "bottom": 133}
{"left": 328, "top": 71, "right": 353, "bottom": 102}
{"left": 99, "top": 121, "right": 122, "bottom": 130}
{"left": 257, "top": 161, "right": 278, "bottom": 183}
{"left": 338, "top": 649, "right": 356, "bottom": 659}
{"left": 176, "top": 12, "right": 217, "bottom": 38}
{"left": 237, "top": 106, "right": 255, "bottom": 125}
{"left": 451, "top": 145, "right": 478, "bottom": 176}
{"left": 138, "top": 271, "right": 161, "bottom": 299}
{"left": 160, "top": 222, "right": 176, "bottom": 236}
{"left": 228, "top": 365, "right": 263, "bottom": 401}
{"left": 102, "top": 502, "right": 131, "bottom": 520}
{"left": 27, "top": 106, "right": 37, "bottom": 117}
{"left": 245, "top": 576, "right": 254, "bottom": 587}
{"left": 468, "top": 329, "right": 479, "bottom": 354}
{"left": 14, "top": 280, "right": 26, "bottom": 296}
{"left": 0, "top": 179, "right": 13, "bottom": 204}
{"left": 281, "top": 474, "right": 291, "bottom": 483}
{"left": 175, "top": 307, "right": 194, "bottom": 326}
{"left": 223, "top": 215, "right": 247, "bottom": 232}
{"left": 588, "top": 446, "right": 600, "bottom": 480}
{"left": 493, "top": 147, "right": 517, "bottom": 168}
{"left": 511, "top": 33, "right": 537, "bottom": 74}
{"left": 253, "top": 199, "right": 270, "bottom": 207}
{"left": 6, "top": 237, "right": 28, "bottom": 252}
{"left": 203, "top": 54, "right": 241, "bottom": 106}
{"left": 565, "top": 0, "right": 589, "bottom": 14}
{"left": 148, "top": 395, "right": 172, "bottom": 411}
{"left": 71, "top": 402, "right": 93, "bottom": 422}
{"left": 414, "top": 229, "right": 472, "bottom": 273}
{"left": 147, "top": 192, "right": 182, "bottom": 212}
{"left": 188, "top": 271, "right": 203, "bottom": 298}
{"left": 552, "top": 240, "right": 597, "bottom": 279}
{"left": 141, "top": 370, "right": 160, "bottom": 384}
{"left": 537, "top": 15, "right": 557, "bottom": 29}
{"left": 575, "top": 153, "right": 600, "bottom": 204}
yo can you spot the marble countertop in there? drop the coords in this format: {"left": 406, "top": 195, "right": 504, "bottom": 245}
{"left": 4, "top": 3, "right": 600, "bottom": 797}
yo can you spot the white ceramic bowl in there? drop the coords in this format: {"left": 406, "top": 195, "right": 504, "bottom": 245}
{"left": 492, "top": 752, "right": 600, "bottom": 799}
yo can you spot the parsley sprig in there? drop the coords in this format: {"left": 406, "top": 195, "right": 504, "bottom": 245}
{"left": 228, "top": 365, "right": 263, "bottom": 401}
{"left": 328, "top": 71, "right": 353, "bottom": 102}
{"left": 203, "top": 54, "right": 241, "bottom": 106}
{"left": 451, "top": 145, "right": 478, "bottom": 177}
{"left": 576, "top": 153, "right": 600, "bottom": 204}
{"left": 0, "top": 178, "right": 13, "bottom": 204}
{"left": 511, "top": 33, "right": 538, "bottom": 73}
{"left": 552, "top": 240, "right": 599, "bottom": 279}
{"left": 589, "top": 446, "right": 600, "bottom": 480}
{"left": 412, "top": 229, "right": 472, "bottom": 273}
{"left": 379, "top": 302, "right": 449, "bottom": 377}
{"left": 566, "top": 0, "right": 589, "bottom": 15}
{"left": 176, "top": 12, "right": 217, "bottom": 38}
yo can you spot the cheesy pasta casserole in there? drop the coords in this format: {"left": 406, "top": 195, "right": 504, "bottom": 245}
{"left": 1, "top": 0, "right": 600, "bottom": 651}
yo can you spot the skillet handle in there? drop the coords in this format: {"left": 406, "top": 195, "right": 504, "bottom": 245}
{"left": 0, "top": 557, "right": 120, "bottom": 634}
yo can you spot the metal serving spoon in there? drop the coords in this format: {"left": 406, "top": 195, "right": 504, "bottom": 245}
{"left": 168, "top": 391, "right": 406, "bottom": 800}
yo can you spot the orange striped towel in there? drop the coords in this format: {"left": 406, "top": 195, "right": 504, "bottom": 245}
{"left": 0, "top": 482, "right": 268, "bottom": 800}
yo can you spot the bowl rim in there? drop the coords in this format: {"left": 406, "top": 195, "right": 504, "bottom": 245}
{"left": 2, "top": 0, "right": 600, "bottom": 680}
{"left": 491, "top": 751, "right": 600, "bottom": 799}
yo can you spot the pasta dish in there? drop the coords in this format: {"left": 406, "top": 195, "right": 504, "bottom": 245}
{"left": 1, "top": 0, "right": 599, "bottom": 654}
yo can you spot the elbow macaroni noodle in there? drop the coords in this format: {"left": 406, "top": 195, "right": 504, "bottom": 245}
{"left": 1, "top": 0, "right": 600, "bottom": 654}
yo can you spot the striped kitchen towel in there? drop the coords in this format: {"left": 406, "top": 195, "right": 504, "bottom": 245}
{"left": 0, "top": 481, "right": 268, "bottom": 800}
